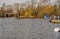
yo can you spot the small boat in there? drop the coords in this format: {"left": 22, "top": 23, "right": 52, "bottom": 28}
{"left": 44, "top": 14, "right": 50, "bottom": 19}
{"left": 49, "top": 19, "right": 60, "bottom": 23}
{"left": 49, "top": 16, "right": 60, "bottom": 23}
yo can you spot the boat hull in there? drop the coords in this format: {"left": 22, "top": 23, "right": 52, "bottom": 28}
{"left": 49, "top": 19, "right": 60, "bottom": 23}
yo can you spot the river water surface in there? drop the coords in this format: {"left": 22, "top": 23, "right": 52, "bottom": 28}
{"left": 0, "top": 17, "right": 60, "bottom": 39}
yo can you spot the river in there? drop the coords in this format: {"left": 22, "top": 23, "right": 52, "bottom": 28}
{"left": 0, "top": 17, "right": 60, "bottom": 39}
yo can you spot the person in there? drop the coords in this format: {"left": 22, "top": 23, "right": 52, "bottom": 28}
{"left": 49, "top": 16, "right": 54, "bottom": 22}
{"left": 58, "top": 16, "right": 60, "bottom": 19}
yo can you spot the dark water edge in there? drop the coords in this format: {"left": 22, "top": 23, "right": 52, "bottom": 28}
{"left": 0, "top": 17, "right": 60, "bottom": 39}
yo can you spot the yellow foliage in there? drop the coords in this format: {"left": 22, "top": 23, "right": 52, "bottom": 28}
{"left": 24, "top": 8, "right": 33, "bottom": 17}
{"left": 41, "top": 6, "right": 55, "bottom": 14}
{"left": 38, "top": 6, "right": 55, "bottom": 17}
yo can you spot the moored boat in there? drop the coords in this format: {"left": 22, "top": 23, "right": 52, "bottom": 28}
{"left": 49, "top": 16, "right": 60, "bottom": 23}
{"left": 49, "top": 19, "right": 60, "bottom": 23}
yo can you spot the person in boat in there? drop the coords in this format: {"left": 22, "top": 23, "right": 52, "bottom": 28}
{"left": 49, "top": 15, "right": 54, "bottom": 22}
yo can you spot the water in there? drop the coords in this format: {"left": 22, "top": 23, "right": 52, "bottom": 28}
{"left": 0, "top": 17, "right": 59, "bottom": 39}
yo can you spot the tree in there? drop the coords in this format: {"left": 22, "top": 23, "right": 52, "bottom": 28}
{"left": 13, "top": 3, "right": 20, "bottom": 17}
{"left": 5, "top": 5, "right": 13, "bottom": 13}
{"left": 40, "top": 0, "right": 49, "bottom": 6}
{"left": 31, "top": 0, "right": 37, "bottom": 9}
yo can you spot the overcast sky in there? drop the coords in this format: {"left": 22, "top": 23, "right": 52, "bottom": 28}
{"left": 0, "top": 0, "right": 58, "bottom": 7}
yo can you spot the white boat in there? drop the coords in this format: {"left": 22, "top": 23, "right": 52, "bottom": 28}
{"left": 49, "top": 19, "right": 60, "bottom": 23}
{"left": 49, "top": 16, "right": 60, "bottom": 23}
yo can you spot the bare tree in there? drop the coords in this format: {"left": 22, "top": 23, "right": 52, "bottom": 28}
{"left": 40, "top": 0, "right": 49, "bottom": 6}
{"left": 5, "top": 5, "right": 13, "bottom": 13}
{"left": 1, "top": 3, "right": 6, "bottom": 17}
{"left": 31, "top": 0, "right": 37, "bottom": 9}
{"left": 13, "top": 3, "right": 20, "bottom": 17}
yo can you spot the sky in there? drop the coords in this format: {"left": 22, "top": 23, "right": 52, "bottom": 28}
{"left": 0, "top": 0, "right": 58, "bottom": 7}
{"left": 0, "top": 0, "right": 30, "bottom": 7}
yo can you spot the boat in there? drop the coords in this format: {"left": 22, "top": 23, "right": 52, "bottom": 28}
{"left": 49, "top": 19, "right": 60, "bottom": 23}
{"left": 49, "top": 16, "right": 60, "bottom": 23}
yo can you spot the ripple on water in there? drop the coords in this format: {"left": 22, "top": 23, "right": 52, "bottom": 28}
{"left": 0, "top": 18, "right": 57, "bottom": 39}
